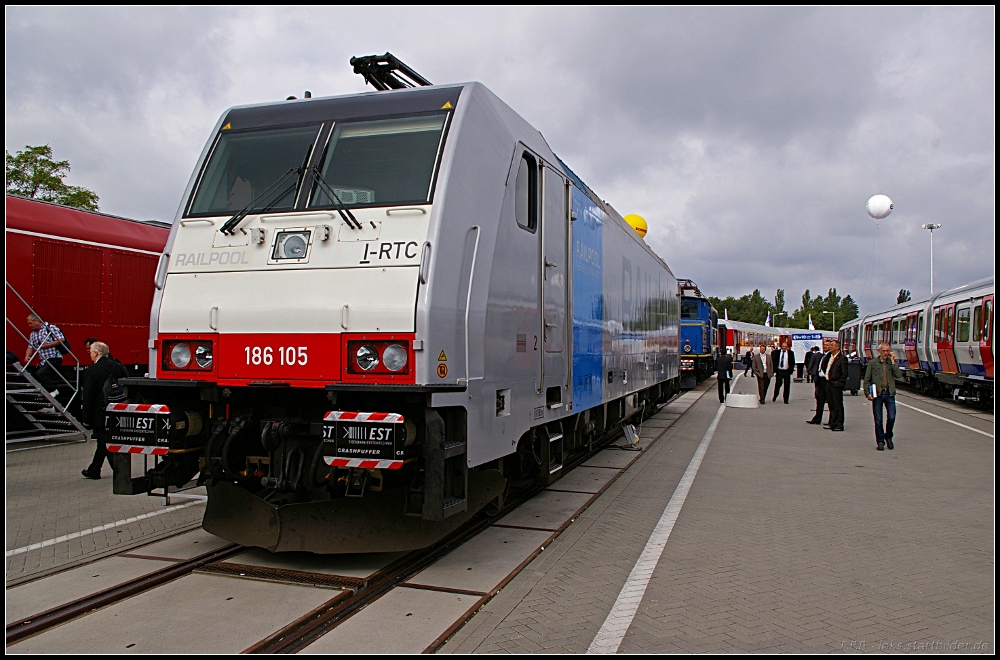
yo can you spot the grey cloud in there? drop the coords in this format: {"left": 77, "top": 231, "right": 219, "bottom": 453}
{"left": 5, "top": 6, "right": 994, "bottom": 315}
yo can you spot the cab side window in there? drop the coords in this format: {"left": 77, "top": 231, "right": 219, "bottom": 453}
{"left": 973, "top": 306, "right": 982, "bottom": 342}
{"left": 515, "top": 153, "right": 537, "bottom": 233}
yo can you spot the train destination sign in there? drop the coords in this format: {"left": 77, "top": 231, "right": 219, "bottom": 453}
{"left": 321, "top": 411, "right": 405, "bottom": 469}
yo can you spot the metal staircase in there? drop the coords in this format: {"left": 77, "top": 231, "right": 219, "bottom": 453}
{"left": 5, "top": 282, "right": 88, "bottom": 444}
{"left": 6, "top": 362, "right": 88, "bottom": 443}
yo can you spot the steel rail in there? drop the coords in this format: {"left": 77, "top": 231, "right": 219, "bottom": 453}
{"left": 5, "top": 543, "right": 242, "bottom": 645}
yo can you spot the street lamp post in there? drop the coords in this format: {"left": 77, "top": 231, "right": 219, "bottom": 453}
{"left": 922, "top": 223, "right": 942, "bottom": 294}
{"left": 823, "top": 310, "right": 836, "bottom": 331}
{"left": 774, "top": 312, "right": 787, "bottom": 327}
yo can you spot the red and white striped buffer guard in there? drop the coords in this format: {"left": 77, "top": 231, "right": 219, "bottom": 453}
{"left": 322, "top": 411, "right": 405, "bottom": 469}
{"left": 105, "top": 403, "right": 172, "bottom": 455}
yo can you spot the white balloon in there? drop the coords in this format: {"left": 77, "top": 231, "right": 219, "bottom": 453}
{"left": 866, "top": 194, "right": 893, "bottom": 219}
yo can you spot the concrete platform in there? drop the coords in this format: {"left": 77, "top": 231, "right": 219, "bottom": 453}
{"left": 5, "top": 440, "right": 206, "bottom": 585}
{"left": 301, "top": 586, "right": 479, "bottom": 654}
{"left": 8, "top": 572, "right": 335, "bottom": 654}
{"left": 5, "top": 555, "right": 174, "bottom": 624}
{"left": 441, "top": 375, "right": 994, "bottom": 653}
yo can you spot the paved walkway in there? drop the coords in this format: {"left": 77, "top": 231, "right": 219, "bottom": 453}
{"left": 5, "top": 440, "right": 205, "bottom": 586}
{"left": 442, "top": 376, "right": 994, "bottom": 653}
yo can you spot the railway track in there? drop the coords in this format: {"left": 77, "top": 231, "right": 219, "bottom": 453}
{"left": 7, "top": 386, "right": 707, "bottom": 653}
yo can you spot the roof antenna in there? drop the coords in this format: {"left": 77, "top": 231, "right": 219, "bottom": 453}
{"left": 350, "top": 52, "right": 432, "bottom": 91}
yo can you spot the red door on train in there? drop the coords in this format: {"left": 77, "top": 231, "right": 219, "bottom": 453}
{"left": 981, "top": 295, "right": 994, "bottom": 378}
{"left": 863, "top": 322, "right": 873, "bottom": 360}
{"left": 937, "top": 303, "right": 959, "bottom": 373}
{"left": 904, "top": 312, "right": 919, "bottom": 367}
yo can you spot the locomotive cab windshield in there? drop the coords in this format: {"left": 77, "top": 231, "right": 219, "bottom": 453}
{"left": 185, "top": 111, "right": 450, "bottom": 219}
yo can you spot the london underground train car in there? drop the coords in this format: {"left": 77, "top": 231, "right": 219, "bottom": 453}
{"left": 112, "top": 79, "right": 681, "bottom": 552}
{"left": 839, "top": 276, "right": 993, "bottom": 405}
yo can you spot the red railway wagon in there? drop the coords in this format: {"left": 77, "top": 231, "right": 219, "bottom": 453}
{"left": 5, "top": 195, "right": 169, "bottom": 372}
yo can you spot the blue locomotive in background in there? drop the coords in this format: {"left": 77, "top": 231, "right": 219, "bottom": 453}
{"left": 679, "top": 279, "right": 718, "bottom": 388}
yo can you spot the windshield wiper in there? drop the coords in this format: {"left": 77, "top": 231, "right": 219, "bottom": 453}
{"left": 220, "top": 167, "right": 304, "bottom": 235}
{"left": 309, "top": 166, "right": 362, "bottom": 230}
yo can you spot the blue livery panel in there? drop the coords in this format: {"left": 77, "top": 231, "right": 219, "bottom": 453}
{"left": 572, "top": 187, "right": 603, "bottom": 412}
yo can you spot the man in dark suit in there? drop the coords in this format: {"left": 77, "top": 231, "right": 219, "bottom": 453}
{"left": 805, "top": 346, "right": 820, "bottom": 383}
{"left": 716, "top": 351, "right": 734, "bottom": 403}
{"left": 81, "top": 341, "right": 129, "bottom": 479}
{"left": 751, "top": 345, "right": 773, "bottom": 404}
{"left": 824, "top": 339, "right": 849, "bottom": 432}
{"left": 771, "top": 339, "right": 796, "bottom": 404}
{"left": 807, "top": 341, "right": 831, "bottom": 425}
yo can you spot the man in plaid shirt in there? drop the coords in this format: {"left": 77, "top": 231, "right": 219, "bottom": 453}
{"left": 25, "top": 313, "right": 67, "bottom": 397}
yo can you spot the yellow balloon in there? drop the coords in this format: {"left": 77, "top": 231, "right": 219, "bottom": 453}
{"left": 624, "top": 214, "right": 647, "bottom": 238}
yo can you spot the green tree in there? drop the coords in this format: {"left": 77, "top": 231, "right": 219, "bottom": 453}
{"left": 708, "top": 289, "right": 773, "bottom": 325}
{"left": 897, "top": 289, "right": 911, "bottom": 304}
{"left": 5, "top": 144, "right": 99, "bottom": 211}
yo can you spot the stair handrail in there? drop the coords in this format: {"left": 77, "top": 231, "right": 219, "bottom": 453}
{"left": 5, "top": 281, "right": 81, "bottom": 407}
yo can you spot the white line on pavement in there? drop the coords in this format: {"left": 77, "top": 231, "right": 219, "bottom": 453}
{"left": 6, "top": 443, "right": 66, "bottom": 453}
{"left": 5, "top": 500, "right": 204, "bottom": 558}
{"left": 588, "top": 375, "right": 736, "bottom": 654}
{"left": 895, "top": 401, "right": 994, "bottom": 438}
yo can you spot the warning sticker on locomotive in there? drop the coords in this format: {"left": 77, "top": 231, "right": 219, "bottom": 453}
{"left": 105, "top": 403, "right": 171, "bottom": 453}
{"left": 321, "top": 411, "right": 405, "bottom": 469}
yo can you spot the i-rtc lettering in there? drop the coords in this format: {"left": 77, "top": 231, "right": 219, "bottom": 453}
{"left": 360, "top": 241, "right": 419, "bottom": 264}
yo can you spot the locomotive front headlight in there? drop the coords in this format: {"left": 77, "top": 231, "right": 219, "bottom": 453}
{"left": 194, "top": 343, "right": 213, "bottom": 368}
{"left": 170, "top": 342, "right": 192, "bottom": 368}
{"left": 355, "top": 344, "right": 379, "bottom": 371}
{"left": 272, "top": 230, "right": 311, "bottom": 260}
{"left": 382, "top": 344, "right": 408, "bottom": 372}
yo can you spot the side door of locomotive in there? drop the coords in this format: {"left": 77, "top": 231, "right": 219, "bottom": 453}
{"left": 539, "top": 161, "right": 570, "bottom": 402}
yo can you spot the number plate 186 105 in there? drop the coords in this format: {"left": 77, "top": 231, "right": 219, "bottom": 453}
{"left": 321, "top": 411, "right": 405, "bottom": 469}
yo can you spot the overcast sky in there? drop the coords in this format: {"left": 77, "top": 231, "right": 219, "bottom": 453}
{"left": 5, "top": 7, "right": 995, "bottom": 315}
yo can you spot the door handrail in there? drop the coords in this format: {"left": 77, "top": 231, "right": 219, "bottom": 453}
{"left": 459, "top": 225, "right": 483, "bottom": 386}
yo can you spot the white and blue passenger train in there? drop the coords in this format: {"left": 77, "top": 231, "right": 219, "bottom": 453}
{"left": 111, "top": 57, "right": 681, "bottom": 552}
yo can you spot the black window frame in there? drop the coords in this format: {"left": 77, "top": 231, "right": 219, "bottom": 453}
{"left": 306, "top": 110, "right": 453, "bottom": 212}
{"left": 515, "top": 152, "right": 538, "bottom": 233}
{"left": 183, "top": 121, "right": 324, "bottom": 218}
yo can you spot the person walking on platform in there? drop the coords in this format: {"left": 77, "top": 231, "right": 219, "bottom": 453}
{"left": 743, "top": 349, "right": 753, "bottom": 376}
{"left": 81, "top": 341, "right": 128, "bottom": 480}
{"left": 716, "top": 350, "right": 734, "bottom": 403}
{"left": 824, "top": 339, "right": 849, "bottom": 432}
{"left": 751, "top": 344, "right": 774, "bottom": 404}
{"left": 863, "top": 342, "right": 903, "bottom": 450}
{"left": 771, "top": 339, "right": 795, "bottom": 404}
